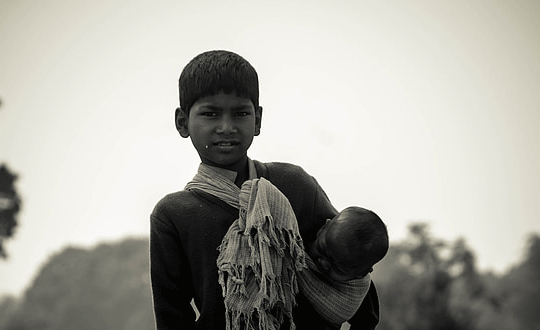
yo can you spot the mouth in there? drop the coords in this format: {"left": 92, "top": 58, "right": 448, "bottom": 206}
{"left": 213, "top": 140, "right": 239, "bottom": 147}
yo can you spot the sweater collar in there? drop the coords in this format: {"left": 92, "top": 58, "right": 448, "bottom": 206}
{"left": 203, "top": 158, "right": 258, "bottom": 183}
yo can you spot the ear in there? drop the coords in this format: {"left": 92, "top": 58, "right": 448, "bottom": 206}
{"left": 254, "top": 106, "right": 263, "bottom": 136}
{"left": 175, "top": 107, "right": 190, "bottom": 138}
{"left": 318, "top": 257, "right": 332, "bottom": 273}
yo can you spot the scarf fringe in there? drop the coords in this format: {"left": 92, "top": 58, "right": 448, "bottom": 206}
{"left": 217, "top": 183, "right": 306, "bottom": 330}
{"left": 224, "top": 307, "right": 296, "bottom": 330}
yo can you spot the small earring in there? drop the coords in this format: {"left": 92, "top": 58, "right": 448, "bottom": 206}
{"left": 205, "top": 145, "right": 209, "bottom": 149}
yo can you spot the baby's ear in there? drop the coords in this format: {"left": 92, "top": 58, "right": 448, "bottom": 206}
{"left": 318, "top": 257, "right": 331, "bottom": 273}
{"left": 175, "top": 107, "right": 190, "bottom": 138}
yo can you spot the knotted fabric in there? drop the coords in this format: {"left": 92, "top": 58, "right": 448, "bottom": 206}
{"left": 185, "top": 162, "right": 306, "bottom": 330}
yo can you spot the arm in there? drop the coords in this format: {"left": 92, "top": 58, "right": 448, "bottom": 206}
{"left": 263, "top": 162, "right": 378, "bottom": 329}
{"left": 309, "top": 176, "right": 380, "bottom": 330}
{"left": 150, "top": 214, "right": 196, "bottom": 330}
{"left": 299, "top": 174, "right": 338, "bottom": 242}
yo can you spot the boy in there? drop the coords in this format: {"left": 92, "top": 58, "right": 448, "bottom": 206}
{"left": 298, "top": 206, "right": 389, "bottom": 329}
{"left": 150, "top": 50, "right": 380, "bottom": 330}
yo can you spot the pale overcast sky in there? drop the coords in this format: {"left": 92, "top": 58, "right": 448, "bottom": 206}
{"left": 1, "top": 0, "right": 539, "bottom": 296}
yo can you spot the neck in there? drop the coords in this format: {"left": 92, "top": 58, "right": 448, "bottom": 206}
{"left": 234, "top": 160, "right": 249, "bottom": 187}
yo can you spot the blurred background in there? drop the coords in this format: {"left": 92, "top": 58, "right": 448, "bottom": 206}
{"left": 1, "top": 0, "right": 539, "bottom": 329}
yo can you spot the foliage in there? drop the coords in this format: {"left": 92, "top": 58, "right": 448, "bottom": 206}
{"left": 1, "top": 226, "right": 539, "bottom": 330}
{"left": 497, "top": 234, "right": 540, "bottom": 330}
{"left": 0, "top": 238, "right": 154, "bottom": 330}
{"left": 372, "top": 223, "right": 540, "bottom": 330}
{"left": 0, "top": 296, "right": 19, "bottom": 330}
{"left": 0, "top": 164, "right": 21, "bottom": 259}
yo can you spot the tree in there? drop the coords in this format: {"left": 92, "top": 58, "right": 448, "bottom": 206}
{"left": 0, "top": 164, "right": 21, "bottom": 259}
{"left": 0, "top": 238, "right": 155, "bottom": 330}
{"left": 374, "top": 223, "right": 487, "bottom": 330}
{"left": 500, "top": 234, "right": 540, "bottom": 330}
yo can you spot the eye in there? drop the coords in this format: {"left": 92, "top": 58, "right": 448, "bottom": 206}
{"left": 201, "top": 111, "right": 218, "bottom": 117}
{"left": 234, "top": 111, "right": 250, "bottom": 117}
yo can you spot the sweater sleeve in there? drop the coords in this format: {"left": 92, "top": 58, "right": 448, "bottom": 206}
{"left": 292, "top": 166, "right": 381, "bottom": 330}
{"left": 260, "top": 162, "right": 381, "bottom": 330}
{"left": 305, "top": 172, "right": 381, "bottom": 330}
{"left": 262, "top": 162, "right": 338, "bottom": 242}
{"left": 310, "top": 175, "right": 338, "bottom": 236}
{"left": 150, "top": 211, "right": 196, "bottom": 330}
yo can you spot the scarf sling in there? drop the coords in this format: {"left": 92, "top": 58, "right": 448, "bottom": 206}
{"left": 185, "top": 162, "right": 370, "bottom": 329}
{"left": 296, "top": 256, "right": 371, "bottom": 328}
{"left": 186, "top": 163, "right": 305, "bottom": 330}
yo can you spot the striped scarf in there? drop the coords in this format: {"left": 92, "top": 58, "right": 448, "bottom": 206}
{"left": 186, "top": 163, "right": 306, "bottom": 330}
{"left": 296, "top": 256, "right": 371, "bottom": 328}
{"left": 185, "top": 163, "right": 370, "bottom": 329}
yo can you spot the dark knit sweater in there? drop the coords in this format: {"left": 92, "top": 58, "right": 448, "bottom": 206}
{"left": 150, "top": 161, "right": 379, "bottom": 330}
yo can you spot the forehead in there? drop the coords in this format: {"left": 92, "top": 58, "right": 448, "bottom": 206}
{"left": 193, "top": 92, "right": 254, "bottom": 109}
{"left": 318, "top": 220, "right": 344, "bottom": 253}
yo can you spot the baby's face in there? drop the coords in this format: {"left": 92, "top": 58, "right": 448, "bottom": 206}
{"left": 312, "top": 215, "right": 373, "bottom": 282}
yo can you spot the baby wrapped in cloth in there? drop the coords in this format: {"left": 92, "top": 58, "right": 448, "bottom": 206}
{"left": 186, "top": 163, "right": 370, "bottom": 330}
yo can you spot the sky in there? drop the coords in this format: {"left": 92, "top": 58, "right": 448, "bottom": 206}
{"left": 1, "top": 0, "right": 539, "bottom": 297}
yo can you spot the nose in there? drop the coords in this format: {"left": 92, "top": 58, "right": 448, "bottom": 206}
{"left": 216, "top": 114, "right": 236, "bottom": 134}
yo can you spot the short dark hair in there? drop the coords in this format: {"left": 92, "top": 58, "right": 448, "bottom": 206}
{"left": 178, "top": 50, "right": 259, "bottom": 114}
{"left": 337, "top": 206, "right": 389, "bottom": 267}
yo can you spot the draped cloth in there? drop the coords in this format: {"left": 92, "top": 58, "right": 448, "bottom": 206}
{"left": 185, "top": 162, "right": 369, "bottom": 330}
{"left": 296, "top": 256, "right": 371, "bottom": 328}
{"left": 186, "top": 162, "right": 306, "bottom": 330}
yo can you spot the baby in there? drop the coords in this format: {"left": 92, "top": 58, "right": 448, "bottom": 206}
{"left": 215, "top": 176, "right": 387, "bottom": 330}
{"left": 298, "top": 206, "right": 389, "bottom": 328}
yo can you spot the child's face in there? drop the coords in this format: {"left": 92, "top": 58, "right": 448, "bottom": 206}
{"left": 311, "top": 215, "right": 373, "bottom": 282}
{"left": 177, "top": 91, "right": 262, "bottom": 172}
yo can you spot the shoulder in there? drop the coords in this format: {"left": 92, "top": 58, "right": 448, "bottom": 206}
{"left": 152, "top": 190, "right": 195, "bottom": 213}
{"left": 255, "top": 160, "right": 335, "bottom": 211}
{"left": 151, "top": 188, "right": 237, "bottom": 226}
{"left": 151, "top": 190, "right": 203, "bottom": 224}
{"left": 255, "top": 161, "right": 316, "bottom": 187}
{"left": 255, "top": 160, "right": 337, "bottom": 239}
{"left": 257, "top": 160, "right": 308, "bottom": 174}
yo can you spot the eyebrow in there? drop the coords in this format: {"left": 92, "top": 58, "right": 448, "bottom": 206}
{"left": 202, "top": 104, "right": 253, "bottom": 111}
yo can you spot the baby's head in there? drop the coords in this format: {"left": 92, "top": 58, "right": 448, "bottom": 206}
{"left": 311, "top": 206, "right": 389, "bottom": 282}
{"left": 178, "top": 50, "right": 259, "bottom": 114}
